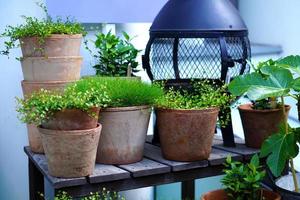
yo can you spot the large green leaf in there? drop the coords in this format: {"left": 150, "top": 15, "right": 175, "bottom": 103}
{"left": 228, "top": 66, "right": 293, "bottom": 100}
{"left": 277, "top": 55, "right": 300, "bottom": 75}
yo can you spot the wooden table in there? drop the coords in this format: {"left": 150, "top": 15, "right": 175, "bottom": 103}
{"left": 24, "top": 135, "right": 259, "bottom": 200}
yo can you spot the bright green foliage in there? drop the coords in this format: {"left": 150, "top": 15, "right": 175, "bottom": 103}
{"left": 78, "top": 77, "right": 164, "bottom": 107}
{"left": 221, "top": 155, "right": 266, "bottom": 200}
{"left": 86, "top": 31, "right": 140, "bottom": 76}
{"left": 155, "top": 81, "right": 234, "bottom": 126}
{"left": 1, "top": 2, "right": 86, "bottom": 57}
{"left": 16, "top": 82, "right": 110, "bottom": 125}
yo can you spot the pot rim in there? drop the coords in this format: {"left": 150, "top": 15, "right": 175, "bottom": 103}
{"left": 156, "top": 107, "right": 220, "bottom": 113}
{"left": 21, "top": 56, "right": 83, "bottom": 61}
{"left": 238, "top": 103, "right": 290, "bottom": 113}
{"left": 20, "top": 34, "right": 83, "bottom": 40}
{"left": 102, "top": 105, "right": 151, "bottom": 112}
{"left": 275, "top": 173, "right": 300, "bottom": 196}
{"left": 38, "top": 123, "right": 102, "bottom": 135}
{"left": 21, "top": 80, "right": 75, "bottom": 85}
{"left": 201, "top": 189, "right": 281, "bottom": 199}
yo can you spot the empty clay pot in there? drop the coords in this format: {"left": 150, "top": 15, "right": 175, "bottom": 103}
{"left": 20, "top": 34, "right": 82, "bottom": 57}
{"left": 96, "top": 106, "right": 151, "bottom": 164}
{"left": 21, "top": 56, "right": 82, "bottom": 81}
{"left": 239, "top": 104, "right": 290, "bottom": 148}
{"left": 39, "top": 124, "right": 102, "bottom": 178}
{"left": 157, "top": 107, "right": 219, "bottom": 161}
{"left": 201, "top": 189, "right": 281, "bottom": 200}
{"left": 42, "top": 108, "right": 100, "bottom": 130}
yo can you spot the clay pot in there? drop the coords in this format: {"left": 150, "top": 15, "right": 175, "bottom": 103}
{"left": 21, "top": 56, "right": 82, "bottom": 81}
{"left": 42, "top": 108, "right": 100, "bottom": 130}
{"left": 157, "top": 107, "right": 219, "bottom": 161}
{"left": 96, "top": 106, "right": 151, "bottom": 164}
{"left": 27, "top": 124, "right": 44, "bottom": 153}
{"left": 39, "top": 124, "right": 102, "bottom": 178}
{"left": 275, "top": 173, "right": 300, "bottom": 200}
{"left": 238, "top": 104, "right": 290, "bottom": 148}
{"left": 201, "top": 189, "right": 281, "bottom": 200}
{"left": 20, "top": 34, "right": 82, "bottom": 57}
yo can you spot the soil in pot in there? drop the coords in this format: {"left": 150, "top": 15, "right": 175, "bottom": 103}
{"left": 239, "top": 104, "right": 290, "bottom": 148}
{"left": 96, "top": 106, "right": 151, "bottom": 164}
{"left": 157, "top": 107, "right": 219, "bottom": 161}
{"left": 201, "top": 189, "right": 281, "bottom": 200}
{"left": 275, "top": 173, "right": 300, "bottom": 200}
{"left": 39, "top": 124, "right": 102, "bottom": 178}
{"left": 20, "top": 34, "right": 82, "bottom": 57}
{"left": 42, "top": 108, "right": 100, "bottom": 130}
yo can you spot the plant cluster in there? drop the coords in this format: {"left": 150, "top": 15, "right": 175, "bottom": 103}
{"left": 86, "top": 31, "right": 140, "bottom": 76}
{"left": 155, "top": 81, "right": 234, "bottom": 126}
{"left": 221, "top": 155, "right": 265, "bottom": 200}
{"left": 16, "top": 83, "right": 110, "bottom": 125}
{"left": 1, "top": 2, "right": 86, "bottom": 57}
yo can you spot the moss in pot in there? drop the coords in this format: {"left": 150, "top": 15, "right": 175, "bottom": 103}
{"left": 155, "top": 81, "right": 234, "bottom": 161}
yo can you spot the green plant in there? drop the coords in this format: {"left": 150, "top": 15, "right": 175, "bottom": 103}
{"left": 228, "top": 56, "right": 300, "bottom": 193}
{"left": 85, "top": 31, "right": 140, "bottom": 76}
{"left": 221, "top": 155, "right": 266, "bottom": 200}
{"left": 16, "top": 82, "right": 110, "bottom": 125}
{"left": 78, "top": 77, "right": 164, "bottom": 107}
{"left": 1, "top": 2, "right": 86, "bottom": 58}
{"left": 155, "top": 81, "right": 234, "bottom": 127}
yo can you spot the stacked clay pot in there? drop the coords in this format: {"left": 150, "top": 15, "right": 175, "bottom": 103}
{"left": 20, "top": 34, "right": 83, "bottom": 153}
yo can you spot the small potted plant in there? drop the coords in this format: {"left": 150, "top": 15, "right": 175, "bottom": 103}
{"left": 155, "top": 81, "right": 234, "bottom": 161}
{"left": 202, "top": 155, "right": 281, "bottom": 200}
{"left": 73, "top": 77, "right": 163, "bottom": 164}
{"left": 85, "top": 31, "right": 140, "bottom": 77}
{"left": 16, "top": 81, "right": 110, "bottom": 178}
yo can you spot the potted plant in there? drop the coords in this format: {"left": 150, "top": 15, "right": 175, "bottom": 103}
{"left": 202, "top": 155, "right": 281, "bottom": 200}
{"left": 228, "top": 62, "right": 300, "bottom": 199}
{"left": 73, "top": 77, "right": 163, "bottom": 164}
{"left": 16, "top": 81, "right": 110, "bottom": 178}
{"left": 155, "top": 81, "right": 234, "bottom": 161}
{"left": 85, "top": 31, "right": 140, "bottom": 77}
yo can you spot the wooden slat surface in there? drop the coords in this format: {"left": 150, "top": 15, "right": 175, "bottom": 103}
{"left": 88, "top": 164, "right": 131, "bottom": 183}
{"left": 24, "top": 147, "right": 87, "bottom": 188}
{"left": 214, "top": 144, "right": 260, "bottom": 161}
{"left": 118, "top": 158, "right": 170, "bottom": 177}
{"left": 144, "top": 143, "right": 209, "bottom": 172}
{"left": 208, "top": 148, "right": 243, "bottom": 166}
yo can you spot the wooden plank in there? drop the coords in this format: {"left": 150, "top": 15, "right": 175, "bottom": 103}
{"left": 88, "top": 164, "right": 130, "bottom": 183}
{"left": 24, "top": 147, "right": 87, "bottom": 188}
{"left": 118, "top": 158, "right": 170, "bottom": 178}
{"left": 208, "top": 148, "right": 243, "bottom": 166}
{"left": 213, "top": 144, "right": 260, "bottom": 161}
{"left": 144, "top": 143, "right": 208, "bottom": 172}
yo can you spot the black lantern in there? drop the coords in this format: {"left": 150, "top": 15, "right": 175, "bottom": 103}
{"left": 142, "top": 0, "right": 251, "bottom": 147}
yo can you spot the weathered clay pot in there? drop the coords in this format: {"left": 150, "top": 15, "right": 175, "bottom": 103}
{"left": 21, "top": 56, "right": 82, "bottom": 81}
{"left": 20, "top": 34, "right": 82, "bottom": 57}
{"left": 42, "top": 108, "right": 100, "bottom": 130}
{"left": 238, "top": 104, "right": 290, "bottom": 148}
{"left": 27, "top": 124, "right": 44, "bottom": 153}
{"left": 201, "top": 189, "right": 281, "bottom": 200}
{"left": 39, "top": 124, "right": 102, "bottom": 178}
{"left": 157, "top": 107, "right": 219, "bottom": 161}
{"left": 96, "top": 106, "right": 151, "bottom": 164}
{"left": 275, "top": 173, "right": 300, "bottom": 200}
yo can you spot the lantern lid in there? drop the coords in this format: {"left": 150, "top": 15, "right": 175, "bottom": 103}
{"left": 150, "top": 0, "right": 247, "bottom": 32}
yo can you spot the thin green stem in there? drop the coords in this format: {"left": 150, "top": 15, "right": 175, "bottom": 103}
{"left": 290, "top": 159, "right": 299, "bottom": 192}
{"left": 288, "top": 93, "right": 298, "bottom": 100}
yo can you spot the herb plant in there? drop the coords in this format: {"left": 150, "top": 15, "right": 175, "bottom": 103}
{"left": 155, "top": 81, "right": 234, "bottom": 127}
{"left": 1, "top": 2, "right": 86, "bottom": 58}
{"left": 85, "top": 31, "right": 140, "bottom": 76}
{"left": 221, "top": 155, "right": 266, "bottom": 200}
{"left": 16, "top": 83, "right": 110, "bottom": 125}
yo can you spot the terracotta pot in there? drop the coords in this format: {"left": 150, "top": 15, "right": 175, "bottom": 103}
{"left": 201, "top": 189, "right": 281, "bottom": 200}
{"left": 275, "top": 173, "right": 300, "bottom": 200}
{"left": 157, "top": 107, "right": 219, "bottom": 161}
{"left": 39, "top": 124, "right": 102, "bottom": 178}
{"left": 27, "top": 124, "right": 44, "bottom": 153}
{"left": 238, "top": 104, "right": 290, "bottom": 148}
{"left": 20, "top": 34, "right": 82, "bottom": 57}
{"left": 96, "top": 106, "right": 151, "bottom": 164}
{"left": 21, "top": 56, "right": 82, "bottom": 81}
{"left": 42, "top": 108, "right": 100, "bottom": 130}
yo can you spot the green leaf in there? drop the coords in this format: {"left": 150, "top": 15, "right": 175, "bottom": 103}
{"left": 228, "top": 66, "right": 293, "bottom": 100}
{"left": 292, "top": 77, "right": 300, "bottom": 91}
{"left": 250, "top": 154, "right": 259, "bottom": 168}
{"left": 277, "top": 55, "right": 300, "bottom": 75}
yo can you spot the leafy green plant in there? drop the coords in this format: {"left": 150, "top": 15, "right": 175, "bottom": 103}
{"left": 1, "top": 2, "right": 86, "bottom": 58}
{"left": 78, "top": 77, "right": 164, "bottom": 107}
{"left": 85, "top": 31, "right": 140, "bottom": 76}
{"left": 228, "top": 56, "right": 300, "bottom": 193}
{"left": 221, "top": 155, "right": 266, "bottom": 200}
{"left": 155, "top": 81, "right": 234, "bottom": 127}
{"left": 16, "top": 82, "right": 110, "bottom": 125}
